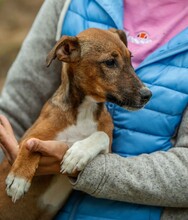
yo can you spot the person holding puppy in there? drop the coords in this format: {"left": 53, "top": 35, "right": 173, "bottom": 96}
{"left": 1, "top": 0, "right": 188, "bottom": 219}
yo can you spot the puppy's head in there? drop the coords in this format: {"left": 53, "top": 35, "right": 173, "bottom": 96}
{"left": 47, "top": 28, "right": 151, "bottom": 110}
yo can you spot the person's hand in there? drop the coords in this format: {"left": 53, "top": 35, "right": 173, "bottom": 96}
{"left": 26, "top": 138, "right": 68, "bottom": 175}
{"left": 0, "top": 115, "right": 69, "bottom": 175}
{"left": 0, "top": 115, "right": 18, "bottom": 164}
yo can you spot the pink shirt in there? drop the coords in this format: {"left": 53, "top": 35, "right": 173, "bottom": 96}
{"left": 123, "top": 0, "right": 188, "bottom": 68}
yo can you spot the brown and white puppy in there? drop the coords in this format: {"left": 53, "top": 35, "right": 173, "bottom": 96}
{"left": 0, "top": 28, "right": 151, "bottom": 220}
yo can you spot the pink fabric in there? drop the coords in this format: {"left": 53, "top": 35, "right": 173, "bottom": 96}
{"left": 123, "top": 0, "right": 188, "bottom": 68}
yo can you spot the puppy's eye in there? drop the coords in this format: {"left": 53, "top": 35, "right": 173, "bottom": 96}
{"left": 104, "top": 59, "right": 117, "bottom": 68}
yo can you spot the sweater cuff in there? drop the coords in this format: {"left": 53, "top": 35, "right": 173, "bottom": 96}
{"left": 70, "top": 154, "right": 106, "bottom": 195}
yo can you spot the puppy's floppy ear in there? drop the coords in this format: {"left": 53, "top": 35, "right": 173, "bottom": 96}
{"left": 46, "top": 36, "right": 80, "bottom": 67}
{"left": 109, "top": 28, "right": 128, "bottom": 47}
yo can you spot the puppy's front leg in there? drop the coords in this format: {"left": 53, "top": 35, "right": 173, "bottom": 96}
{"left": 6, "top": 140, "right": 41, "bottom": 203}
{"left": 5, "top": 101, "right": 67, "bottom": 202}
{"left": 61, "top": 131, "right": 110, "bottom": 174}
{"left": 61, "top": 107, "right": 113, "bottom": 174}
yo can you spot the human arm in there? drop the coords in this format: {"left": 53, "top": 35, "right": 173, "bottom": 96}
{"left": 3, "top": 108, "right": 188, "bottom": 208}
{"left": 2, "top": 104, "right": 188, "bottom": 208}
{"left": 72, "top": 106, "right": 188, "bottom": 207}
{"left": 1, "top": 106, "right": 188, "bottom": 207}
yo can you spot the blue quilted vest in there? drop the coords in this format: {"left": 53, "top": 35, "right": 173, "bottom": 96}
{"left": 55, "top": 0, "right": 188, "bottom": 219}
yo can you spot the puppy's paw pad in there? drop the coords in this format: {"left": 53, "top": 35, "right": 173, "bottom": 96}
{"left": 6, "top": 173, "right": 31, "bottom": 203}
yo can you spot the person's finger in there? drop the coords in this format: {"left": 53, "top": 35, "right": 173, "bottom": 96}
{"left": 38, "top": 156, "right": 79, "bottom": 176}
{"left": 0, "top": 126, "right": 18, "bottom": 149}
{"left": 0, "top": 143, "right": 10, "bottom": 161}
{"left": 39, "top": 156, "right": 58, "bottom": 166}
{"left": 0, "top": 115, "right": 15, "bottom": 135}
{"left": 36, "top": 163, "right": 61, "bottom": 175}
{"left": 0, "top": 143, "right": 17, "bottom": 165}
{"left": 26, "top": 138, "right": 68, "bottom": 161}
{"left": 0, "top": 123, "right": 18, "bottom": 163}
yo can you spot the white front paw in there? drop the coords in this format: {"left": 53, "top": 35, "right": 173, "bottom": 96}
{"left": 6, "top": 173, "right": 31, "bottom": 203}
{"left": 60, "top": 141, "right": 92, "bottom": 174}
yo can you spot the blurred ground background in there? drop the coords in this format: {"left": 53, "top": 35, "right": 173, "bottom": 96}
{"left": 0, "top": 0, "right": 43, "bottom": 90}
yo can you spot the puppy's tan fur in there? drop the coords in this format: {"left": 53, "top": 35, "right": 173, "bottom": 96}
{"left": 0, "top": 28, "right": 151, "bottom": 220}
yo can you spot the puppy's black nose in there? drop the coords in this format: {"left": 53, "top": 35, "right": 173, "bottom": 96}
{"left": 139, "top": 88, "right": 152, "bottom": 100}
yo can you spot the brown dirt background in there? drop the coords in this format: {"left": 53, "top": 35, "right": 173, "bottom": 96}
{"left": 0, "top": 0, "right": 44, "bottom": 90}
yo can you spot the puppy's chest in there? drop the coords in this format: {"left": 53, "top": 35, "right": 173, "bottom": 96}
{"left": 55, "top": 109, "right": 98, "bottom": 147}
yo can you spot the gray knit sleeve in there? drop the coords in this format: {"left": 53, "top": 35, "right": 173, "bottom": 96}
{"left": 73, "top": 106, "right": 188, "bottom": 207}
{"left": 0, "top": 0, "right": 66, "bottom": 139}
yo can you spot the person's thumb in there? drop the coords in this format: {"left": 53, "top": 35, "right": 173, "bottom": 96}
{"left": 26, "top": 138, "right": 47, "bottom": 154}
